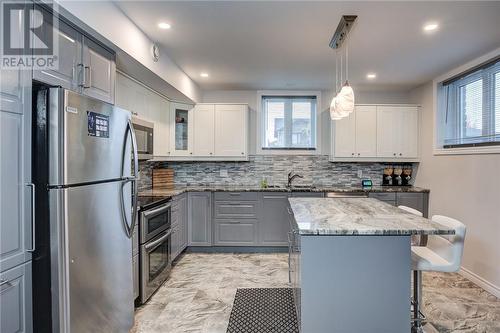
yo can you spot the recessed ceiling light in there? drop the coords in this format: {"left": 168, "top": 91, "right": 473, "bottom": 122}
{"left": 366, "top": 73, "right": 376, "bottom": 79}
{"left": 200, "top": 72, "right": 209, "bottom": 78}
{"left": 423, "top": 23, "right": 438, "bottom": 32}
{"left": 158, "top": 22, "right": 171, "bottom": 30}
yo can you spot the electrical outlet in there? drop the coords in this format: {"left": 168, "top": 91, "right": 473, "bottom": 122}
{"left": 220, "top": 169, "right": 228, "bottom": 177}
{"left": 357, "top": 170, "right": 363, "bottom": 178}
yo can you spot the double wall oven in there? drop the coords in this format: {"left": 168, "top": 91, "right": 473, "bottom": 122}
{"left": 139, "top": 198, "right": 172, "bottom": 303}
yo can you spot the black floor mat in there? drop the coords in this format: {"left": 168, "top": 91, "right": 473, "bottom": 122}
{"left": 227, "top": 288, "right": 299, "bottom": 333}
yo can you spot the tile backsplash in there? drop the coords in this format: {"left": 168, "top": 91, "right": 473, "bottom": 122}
{"left": 138, "top": 155, "right": 417, "bottom": 190}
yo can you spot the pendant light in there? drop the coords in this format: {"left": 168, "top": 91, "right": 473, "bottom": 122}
{"left": 329, "top": 15, "right": 357, "bottom": 120}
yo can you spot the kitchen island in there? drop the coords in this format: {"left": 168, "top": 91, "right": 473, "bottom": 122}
{"left": 288, "top": 197, "right": 454, "bottom": 333}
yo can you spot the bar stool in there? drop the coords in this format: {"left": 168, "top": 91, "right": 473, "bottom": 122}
{"left": 398, "top": 205, "right": 424, "bottom": 246}
{"left": 411, "top": 215, "right": 466, "bottom": 332}
{"left": 398, "top": 205, "right": 423, "bottom": 217}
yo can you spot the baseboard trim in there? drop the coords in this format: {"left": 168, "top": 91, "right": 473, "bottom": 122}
{"left": 459, "top": 266, "right": 500, "bottom": 298}
{"left": 186, "top": 246, "right": 287, "bottom": 253}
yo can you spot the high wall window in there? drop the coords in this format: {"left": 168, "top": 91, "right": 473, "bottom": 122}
{"left": 261, "top": 96, "right": 317, "bottom": 149}
{"left": 437, "top": 56, "right": 500, "bottom": 149}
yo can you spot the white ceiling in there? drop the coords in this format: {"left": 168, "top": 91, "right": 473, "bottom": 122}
{"left": 115, "top": 1, "right": 500, "bottom": 92}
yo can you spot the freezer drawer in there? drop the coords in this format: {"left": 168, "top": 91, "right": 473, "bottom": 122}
{"left": 51, "top": 180, "right": 134, "bottom": 333}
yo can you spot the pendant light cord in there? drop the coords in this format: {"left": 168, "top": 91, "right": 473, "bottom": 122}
{"left": 335, "top": 49, "right": 338, "bottom": 93}
{"left": 346, "top": 38, "right": 349, "bottom": 84}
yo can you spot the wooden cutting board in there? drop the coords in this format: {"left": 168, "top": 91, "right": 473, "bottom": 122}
{"left": 152, "top": 168, "right": 175, "bottom": 189}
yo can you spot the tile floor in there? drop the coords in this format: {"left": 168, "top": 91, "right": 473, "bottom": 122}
{"left": 131, "top": 253, "right": 499, "bottom": 333}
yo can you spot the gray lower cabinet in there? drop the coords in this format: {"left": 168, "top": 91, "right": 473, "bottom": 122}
{"left": 179, "top": 194, "right": 188, "bottom": 252}
{"left": 188, "top": 192, "right": 212, "bottom": 246}
{"left": 290, "top": 192, "right": 324, "bottom": 198}
{"left": 172, "top": 193, "right": 188, "bottom": 259}
{"left": 132, "top": 219, "right": 139, "bottom": 300}
{"left": 260, "top": 193, "right": 290, "bottom": 246}
{"left": 368, "top": 192, "right": 396, "bottom": 205}
{"left": 214, "top": 219, "right": 258, "bottom": 246}
{"left": 369, "top": 192, "right": 429, "bottom": 217}
{"left": 132, "top": 255, "right": 139, "bottom": 300}
{"left": 0, "top": 261, "right": 33, "bottom": 333}
{"left": 396, "top": 193, "right": 429, "bottom": 217}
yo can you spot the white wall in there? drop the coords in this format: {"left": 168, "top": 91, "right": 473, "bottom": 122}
{"left": 58, "top": 0, "right": 201, "bottom": 102}
{"left": 410, "top": 82, "right": 500, "bottom": 296}
{"left": 202, "top": 89, "right": 411, "bottom": 155}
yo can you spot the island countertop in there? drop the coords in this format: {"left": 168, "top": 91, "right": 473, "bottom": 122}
{"left": 289, "top": 197, "right": 455, "bottom": 236}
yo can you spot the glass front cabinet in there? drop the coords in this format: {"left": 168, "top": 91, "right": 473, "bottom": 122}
{"left": 170, "top": 103, "right": 194, "bottom": 156}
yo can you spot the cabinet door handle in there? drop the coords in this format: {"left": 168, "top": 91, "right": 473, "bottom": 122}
{"left": 0, "top": 279, "right": 11, "bottom": 287}
{"left": 83, "top": 65, "right": 91, "bottom": 88}
{"left": 399, "top": 153, "right": 402, "bottom": 156}
{"left": 357, "top": 153, "right": 360, "bottom": 156}
{"left": 351, "top": 153, "right": 355, "bottom": 156}
{"left": 26, "top": 183, "right": 35, "bottom": 252}
{"left": 393, "top": 153, "right": 397, "bottom": 156}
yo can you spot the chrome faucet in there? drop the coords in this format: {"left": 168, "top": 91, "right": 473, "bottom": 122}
{"left": 287, "top": 171, "right": 304, "bottom": 188}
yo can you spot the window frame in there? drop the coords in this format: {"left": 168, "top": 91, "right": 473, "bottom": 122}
{"left": 433, "top": 49, "right": 500, "bottom": 155}
{"left": 257, "top": 90, "right": 321, "bottom": 155}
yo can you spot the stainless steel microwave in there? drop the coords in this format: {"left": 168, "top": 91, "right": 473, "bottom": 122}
{"left": 131, "top": 117, "right": 154, "bottom": 160}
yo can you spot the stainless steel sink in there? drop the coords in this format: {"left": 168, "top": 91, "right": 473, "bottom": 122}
{"left": 289, "top": 185, "right": 316, "bottom": 190}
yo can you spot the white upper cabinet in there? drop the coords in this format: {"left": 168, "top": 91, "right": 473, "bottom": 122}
{"left": 170, "top": 103, "right": 194, "bottom": 156}
{"left": 214, "top": 104, "right": 248, "bottom": 157}
{"left": 165, "top": 103, "right": 248, "bottom": 160}
{"left": 154, "top": 97, "right": 170, "bottom": 157}
{"left": 376, "top": 106, "right": 398, "bottom": 158}
{"left": 116, "top": 73, "right": 170, "bottom": 157}
{"left": 355, "top": 106, "right": 377, "bottom": 157}
{"left": 332, "top": 104, "right": 419, "bottom": 162}
{"left": 333, "top": 105, "right": 376, "bottom": 158}
{"left": 377, "top": 106, "right": 419, "bottom": 159}
{"left": 334, "top": 111, "right": 356, "bottom": 158}
{"left": 193, "top": 104, "right": 215, "bottom": 156}
{"left": 398, "top": 107, "right": 419, "bottom": 158}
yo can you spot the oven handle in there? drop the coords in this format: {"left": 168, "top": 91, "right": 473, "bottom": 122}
{"left": 144, "top": 230, "right": 171, "bottom": 252}
{"left": 143, "top": 202, "right": 171, "bottom": 219}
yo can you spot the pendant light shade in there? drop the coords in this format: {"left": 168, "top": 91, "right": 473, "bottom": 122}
{"left": 336, "top": 83, "right": 355, "bottom": 114}
{"left": 329, "top": 96, "right": 343, "bottom": 120}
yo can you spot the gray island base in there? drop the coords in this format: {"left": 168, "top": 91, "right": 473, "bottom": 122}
{"left": 288, "top": 198, "right": 455, "bottom": 333}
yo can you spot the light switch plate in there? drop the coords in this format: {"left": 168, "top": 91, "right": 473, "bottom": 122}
{"left": 357, "top": 170, "right": 363, "bottom": 178}
{"left": 220, "top": 169, "right": 228, "bottom": 177}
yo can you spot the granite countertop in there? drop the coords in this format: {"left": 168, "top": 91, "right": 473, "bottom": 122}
{"left": 137, "top": 185, "right": 429, "bottom": 201}
{"left": 288, "top": 197, "right": 453, "bottom": 236}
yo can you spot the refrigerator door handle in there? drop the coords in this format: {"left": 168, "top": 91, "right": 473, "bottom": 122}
{"left": 26, "top": 183, "right": 36, "bottom": 252}
{"left": 121, "top": 119, "right": 139, "bottom": 239}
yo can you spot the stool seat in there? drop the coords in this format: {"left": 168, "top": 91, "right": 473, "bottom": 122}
{"left": 411, "top": 246, "right": 453, "bottom": 272}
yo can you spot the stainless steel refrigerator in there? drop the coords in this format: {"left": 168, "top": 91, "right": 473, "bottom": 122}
{"left": 32, "top": 87, "right": 138, "bottom": 333}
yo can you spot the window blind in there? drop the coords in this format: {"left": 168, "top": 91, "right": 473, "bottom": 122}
{"left": 440, "top": 57, "right": 500, "bottom": 148}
